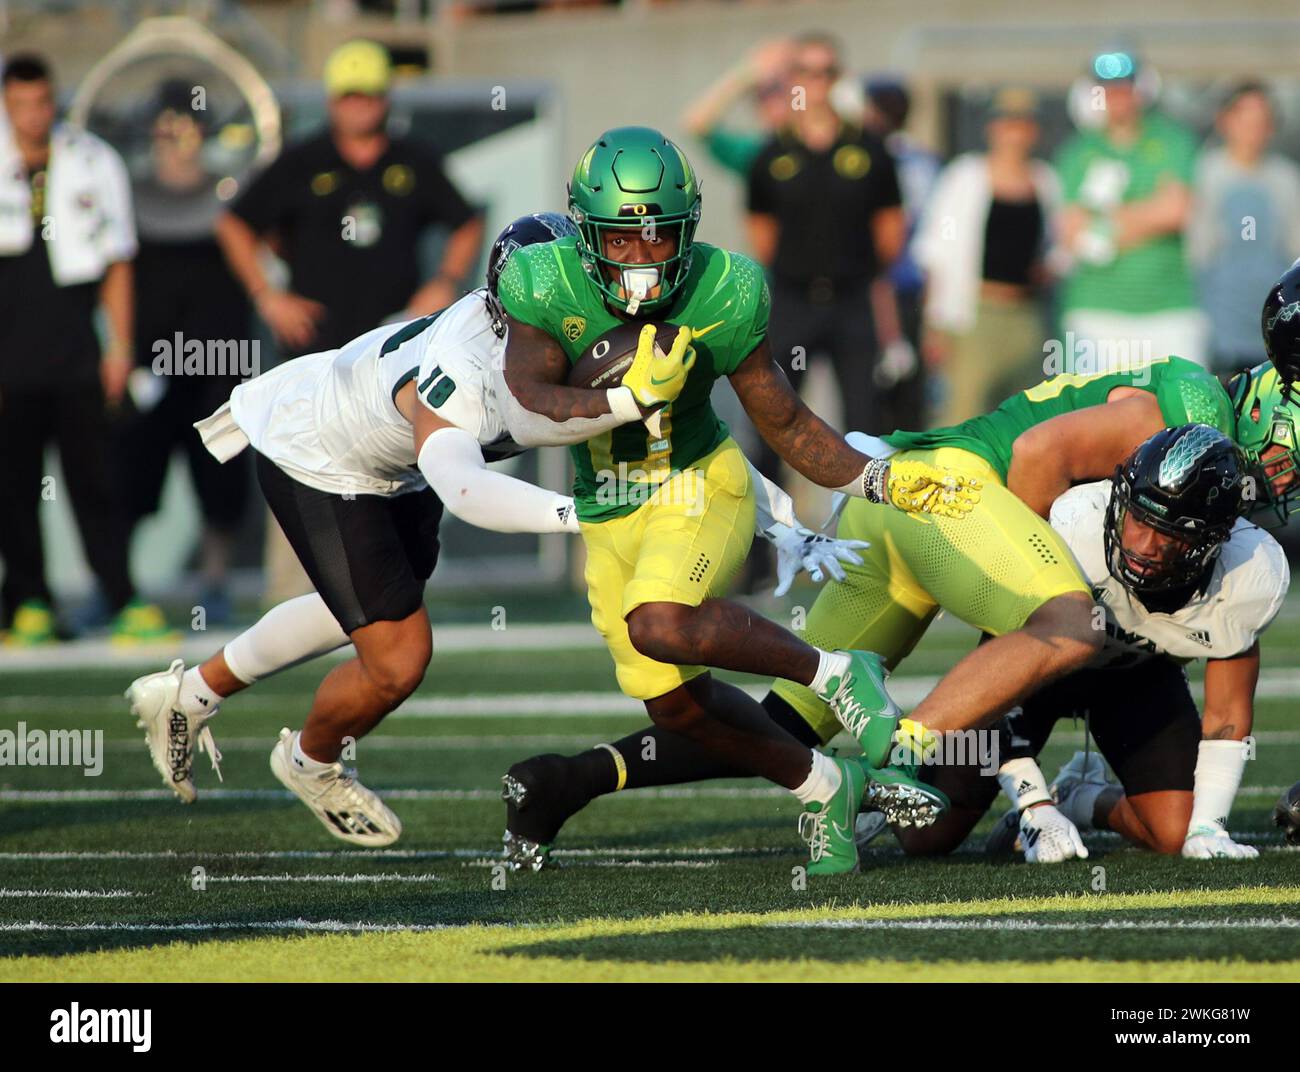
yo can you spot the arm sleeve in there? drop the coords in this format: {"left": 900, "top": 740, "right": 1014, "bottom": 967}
{"left": 417, "top": 426, "right": 577, "bottom": 534}
{"left": 744, "top": 456, "right": 798, "bottom": 533}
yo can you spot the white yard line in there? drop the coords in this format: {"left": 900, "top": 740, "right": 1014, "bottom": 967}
{"left": 207, "top": 873, "right": 442, "bottom": 884}
{"left": 6, "top": 673, "right": 1300, "bottom": 716}
{"left": 0, "top": 784, "right": 1290, "bottom": 803}
{"left": 0, "top": 888, "right": 135, "bottom": 898}
{"left": 0, "top": 623, "right": 606, "bottom": 671}
{"left": 774, "top": 917, "right": 1300, "bottom": 931}
{"left": 3, "top": 915, "right": 1297, "bottom": 936}
{"left": 0, "top": 846, "right": 784, "bottom": 862}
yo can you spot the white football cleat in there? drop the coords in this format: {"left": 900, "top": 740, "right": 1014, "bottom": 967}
{"left": 125, "top": 659, "right": 223, "bottom": 803}
{"left": 269, "top": 728, "right": 402, "bottom": 847}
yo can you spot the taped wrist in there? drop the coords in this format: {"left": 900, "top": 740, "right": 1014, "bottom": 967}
{"left": 997, "top": 756, "right": 1052, "bottom": 812}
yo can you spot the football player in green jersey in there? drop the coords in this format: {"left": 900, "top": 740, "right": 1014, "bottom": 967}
{"left": 494, "top": 126, "right": 1016, "bottom": 876}
{"left": 502, "top": 354, "right": 1300, "bottom": 862}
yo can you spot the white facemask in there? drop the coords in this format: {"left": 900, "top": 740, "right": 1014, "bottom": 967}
{"left": 620, "top": 266, "right": 660, "bottom": 315}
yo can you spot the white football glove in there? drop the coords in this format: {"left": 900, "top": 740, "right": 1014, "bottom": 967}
{"left": 767, "top": 524, "right": 869, "bottom": 598}
{"left": 1019, "top": 803, "right": 1089, "bottom": 864}
{"left": 1181, "top": 822, "right": 1259, "bottom": 860}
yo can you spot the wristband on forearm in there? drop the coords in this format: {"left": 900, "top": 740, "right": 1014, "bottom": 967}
{"left": 861, "top": 458, "right": 890, "bottom": 504}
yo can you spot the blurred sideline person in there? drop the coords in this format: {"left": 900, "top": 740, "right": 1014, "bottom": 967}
{"left": 125, "top": 213, "right": 867, "bottom": 843}
{"left": 214, "top": 39, "right": 484, "bottom": 604}
{"left": 680, "top": 38, "right": 793, "bottom": 179}
{"left": 860, "top": 426, "right": 1284, "bottom": 863}
{"left": 1188, "top": 81, "right": 1300, "bottom": 375}
{"left": 863, "top": 76, "right": 940, "bottom": 432}
{"left": 1056, "top": 51, "right": 1206, "bottom": 369}
{"left": 747, "top": 33, "right": 905, "bottom": 456}
{"left": 0, "top": 53, "right": 170, "bottom": 645}
{"left": 117, "top": 82, "right": 252, "bottom": 624}
{"left": 915, "top": 88, "right": 1060, "bottom": 425}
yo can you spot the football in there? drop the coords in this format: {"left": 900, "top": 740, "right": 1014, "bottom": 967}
{"left": 566, "top": 321, "right": 678, "bottom": 389}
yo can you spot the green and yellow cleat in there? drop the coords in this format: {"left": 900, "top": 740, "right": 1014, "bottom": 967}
{"left": 110, "top": 600, "right": 178, "bottom": 646}
{"left": 819, "top": 650, "right": 901, "bottom": 768}
{"left": 799, "top": 756, "right": 867, "bottom": 876}
{"left": 3, "top": 600, "right": 57, "bottom": 646}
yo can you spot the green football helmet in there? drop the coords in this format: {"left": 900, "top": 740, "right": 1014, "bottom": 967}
{"left": 567, "top": 126, "right": 701, "bottom": 315}
{"left": 1229, "top": 361, "right": 1300, "bottom": 526}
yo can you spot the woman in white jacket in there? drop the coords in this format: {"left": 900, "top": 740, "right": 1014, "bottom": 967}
{"left": 914, "top": 88, "right": 1061, "bottom": 425}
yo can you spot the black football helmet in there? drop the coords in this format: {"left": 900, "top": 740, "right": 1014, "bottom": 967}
{"left": 1261, "top": 259, "right": 1300, "bottom": 403}
{"left": 484, "top": 212, "right": 578, "bottom": 336}
{"left": 1104, "top": 424, "right": 1247, "bottom": 596}
{"left": 1274, "top": 781, "right": 1300, "bottom": 846}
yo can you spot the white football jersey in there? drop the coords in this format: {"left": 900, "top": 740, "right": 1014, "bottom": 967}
{"left": 1050, "top": 481, "right": 1290, "bottom": 668}
{"left": 225, "top": 291, "right": 519, "bottom": 497}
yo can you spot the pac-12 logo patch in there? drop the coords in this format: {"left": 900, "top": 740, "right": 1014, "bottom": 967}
{"left": 562, "top": 316, "right": 586, "bottom": 342}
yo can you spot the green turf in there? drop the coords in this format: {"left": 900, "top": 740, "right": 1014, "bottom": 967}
{"left": 1, "top": 601, "right": 1298, "bottom": 980}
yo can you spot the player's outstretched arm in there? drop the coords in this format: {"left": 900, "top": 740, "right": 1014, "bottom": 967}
{"left": 1184, "top": 644, "right": 1261, "bottom": 860}
{"left": 730, "top": 342, "right": 980, "bottom": 517}
{"left": 1007, "top": 392, "right": 1166, "bottom": 518}
{"left": 742, "top": 456, "right": 869, "bottom": 597}
{"left": 729, "top": 341, "right": 874, "bottom": 486}
{"left": 398, "top": 382, "right": 579, "bottom": 534}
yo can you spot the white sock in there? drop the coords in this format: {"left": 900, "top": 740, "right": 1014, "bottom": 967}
{"left": 180, "top": 666, "right": 223, "bottom": 718}
{"left": 290, "top": 732, "right": 335, "bottom": 774}
{"left": 223, "top": 593, "right": 350, "bottom": 685}
{"left": 792, "top": 750, "right": 843, "bottom": 805}
{"left": 809, "top": 649, "right": 851, "bottom": 697}
{"left": 1190, "top": 739, "right": 1249, "bottom": 832}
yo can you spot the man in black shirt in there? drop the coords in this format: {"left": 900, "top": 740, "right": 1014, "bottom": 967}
{"left": 0, "top": 54, "right": 171, "bottom": 645}
{"left": 215, "top": 39, "right": 484, "bottom": 356}
{"left": 746, "top": 33, "right": 905, "bottom": 444}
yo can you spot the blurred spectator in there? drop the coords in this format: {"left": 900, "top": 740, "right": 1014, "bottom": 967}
{"left": 1056, "top": 51, "right": 1205, "bottom": 369}
{"left": 215, "top": 39, "right": 484, "bottom": 357}
{"left": 117, "top": 82, "right": 253, "bottom": 625}
{"left": 747, "top": 32, "right": 904, "bottom": 449}
{"left": 1187, "top": 81, "right": 1300, "bottom": 374}
{"left": 915, "top": 88, "right": 1061, "bottom": 424}
{"left": 0, "top": 54, "right": 171, "bottom": 645}
{"left": 681, "top": 39, "right": 793, "bottom": 179}
{"left": 214, "top": 39, "right": 484, "bottom": 605}
{"left": 863, "top": 76, "right": 940, "bottom": 430}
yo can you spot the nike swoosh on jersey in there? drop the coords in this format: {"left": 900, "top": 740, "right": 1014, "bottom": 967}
{"left": 691, "top": 320, "right": 725, "bottom": 339}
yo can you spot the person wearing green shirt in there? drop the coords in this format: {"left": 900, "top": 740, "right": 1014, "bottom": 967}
{"left": 1056, "top": 50, "right": 1209, "bottom": 369}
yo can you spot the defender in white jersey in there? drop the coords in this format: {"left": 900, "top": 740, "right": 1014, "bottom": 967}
{"left": 124, "top": 213, "right": 867, "bottom": 846}
{"left": 865, "top": 424, "right": 1287, "bottom": 862}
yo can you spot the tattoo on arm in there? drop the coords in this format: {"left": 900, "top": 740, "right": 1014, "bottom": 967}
{"left": 729, "top": 341, "right": 866, "bottom": 487}
{"left": 501, "top": 314, "right": 615, "bottom": 420}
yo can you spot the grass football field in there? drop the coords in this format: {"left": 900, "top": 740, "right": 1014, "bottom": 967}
{"left": 2, "top": 592, "right": 1299, "bottom": 982}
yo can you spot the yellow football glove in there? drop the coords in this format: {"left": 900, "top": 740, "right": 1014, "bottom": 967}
{"left": 886, "top": 458, "right": 982, "bottom": 519}
{"left": 893, "top": 717, "right": 939, "bottom": 766}
{"left": 620, "top": 324, "right": 696, "bottom": 420}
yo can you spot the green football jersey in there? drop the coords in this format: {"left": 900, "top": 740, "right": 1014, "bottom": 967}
{"left": 884, "top": 356, "right": 1235, "bottom": 482}
{"left": 496, "top": 236, "right": 770, "bottom": 522}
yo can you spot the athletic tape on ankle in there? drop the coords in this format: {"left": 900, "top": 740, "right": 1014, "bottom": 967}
{"left": 597, "top": 743, "right": 628, "bottom": 791}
